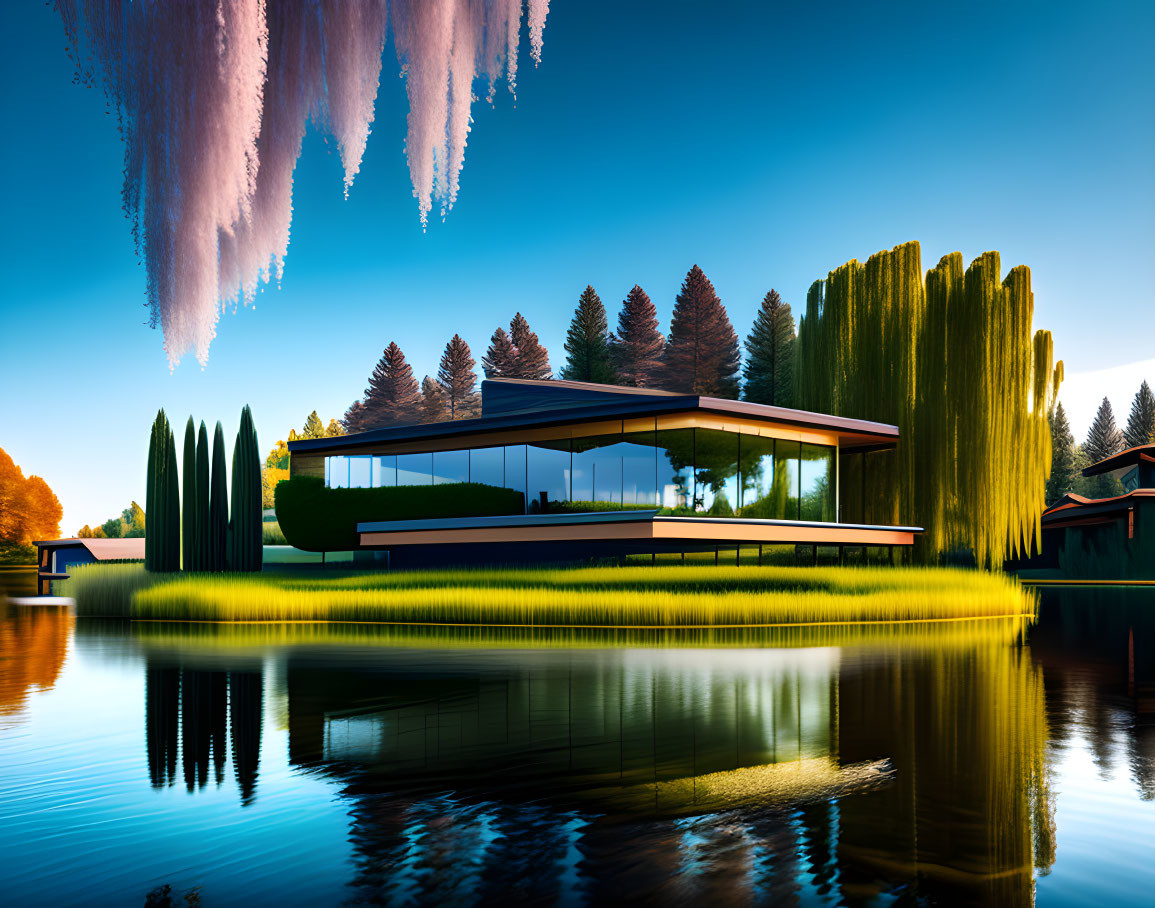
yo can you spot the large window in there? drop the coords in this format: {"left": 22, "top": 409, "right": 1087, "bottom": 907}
{"left": 321, "top": 431, "right": 837, "bottom": 523}
{"left": 800, "top": 443, "right": 835, "bottom": 522}
{"left": 432, "top": 449, "right": 469, "bottom": 485}
{"left": 572, "top": 434, "right": 625, "bottom": 508}
{"left": 694, "top": 429, "right": 739, "bottom": 516}
{"left": 527, "top": 441, "right": 570, "bottom": 511}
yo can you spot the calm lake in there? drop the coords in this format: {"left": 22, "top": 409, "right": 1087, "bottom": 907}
{"left": 1, "top": 573, "right": 1152, "bottom": 906}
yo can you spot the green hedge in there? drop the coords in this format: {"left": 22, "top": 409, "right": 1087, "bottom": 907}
{"left": 274, "top": 476, "right": 526, "bottom": 551}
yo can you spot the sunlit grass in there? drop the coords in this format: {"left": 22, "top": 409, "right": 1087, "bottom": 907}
{"left": 66, "top": 561, "right": 1035, "bottom": 627}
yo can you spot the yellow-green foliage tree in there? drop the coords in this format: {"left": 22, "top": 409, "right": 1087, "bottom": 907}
{"left": 796, "top": 242, "right": 1060, "bottom": 567}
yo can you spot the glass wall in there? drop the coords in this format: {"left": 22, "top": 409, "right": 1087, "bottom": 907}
{"left": 694, "top": 429, "right": 740, "bottom": 516}
{"left": 800, "top": 443, "right": 836, "bottom": 522}
{"left": 321, "top": 430, "right": 837, "bottom": 523}
{"left": 527, "top": 441, "right": 570, "bottom": 512}
{"left": 572, "top": 434, "right": 625, "bottom": 508}
{"left": 432, "top": 449, "right": 469, "bottom": 485}
{"left": 622, "top": 429, "right": 659, "bottom": 506}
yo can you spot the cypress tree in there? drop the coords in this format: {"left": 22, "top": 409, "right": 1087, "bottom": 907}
{"left": 437, "top": 334, "right": 479, "bottom": 418}
{"left": 301, "top": 411, "right": 325, "bottom": 439}
{"left": 610, "top": 285, "right": 665, "bottom": 388}
{"left": 662, "top": 265, "right": 741, "bottom": 397}
{"left": 1124, "top": 380, "right": 1155, "bottom": 448}
{"left": 164, "top": 420, "right": 179, "bottom": 571}
{"left": 1084, "top": 397, "right": 1124, "bottom": 464}
{"left": 195, "top": 421, "right": 210, "bottom": 570}
{"left": 1045, "top": 403, "right": 1080, "bottom": 506}
{"left": 560, "top": 286, "right": 617, "bottom": 383}
{"left": 742, "top": 289, "right": 796, "bottom": 407}
{"left": 419, "top": 375, "right": 446, "bottom": 423}
{"left": 346, "top": 342, "right": 422, "bottom": 431}
{"left": 509, "top": 313, "right": 553, "bottom": 380}
{"left": 182, "top": 417, "right": 196, "bottom": 571}
{"left": 229, "top": 406, "right": 262, "bottom": 572}
{"left": 145, "top": 411, "right": 158, "bottom": 571}
{"left": 209, "top": 421, "right": 228, "bottom": 572}
{"left": 481, "top": 327, "right": 517, "bottom": 378}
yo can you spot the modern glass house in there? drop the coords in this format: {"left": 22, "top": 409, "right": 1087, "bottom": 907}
{"left": 285, "top": 378, "right": 921, "bottom": 562}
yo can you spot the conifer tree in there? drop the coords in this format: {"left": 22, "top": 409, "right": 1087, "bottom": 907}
{"left": 1084, "top": 397, "right": 1125, "bottom": 499}
{"left": 346, "top": 342, "right": 422, "bottom": 431}
{"left": 561, "top": 286, "right": 617, "bottom": 383}
{"left": 419, "top": 375, "right": 446, "bottom": 423}
{"left": 1084, "top": 397, "right": 1124, "bottom": 464}
{"left": 228, "top": 405, "right": 262, "bottom": 572}
{"left": 1045, "top": 403, "right": 1080, "bottom": 506}
{"left": 481, "top": 327, "right": 517, "bottom": 378}
{"left": 1124, "top": 380, "right": 1155, "bottom": 448}
{"left": 438, "top": 334, "right": 480, "bottom": 418}
{"left": 662, "top": 265, "right": 741, "bottom": 397}
{"left": 181, "top": 417, "right": 196, "bottom": 571}
{"left": 194, "top": 421, "right": 210, "bottom": 570}
{"left": 301, "top": 411, "right": 325, "bottom": 439}
{"left": 341, "top": 401, "right": 367, "bottom": 434}
{"left": 610, "top": 285, "right": 665, "bottom": 388}
{"left": 209, "top": 421, "right": 228, "bottom": 571}
{"left": 324, "top": 418, "right": 345, "bottom": 437}
{"left": 742, "top": 289, "right": 796, "bottom": 407}
{"left": 509, "top": 312, "right": 553, "bottom": 380}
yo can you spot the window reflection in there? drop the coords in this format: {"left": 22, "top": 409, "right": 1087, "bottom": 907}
{"left": 432, "top": 450, "right": 469, "bottom": 485}
{"left": 373, "top": 455, "right": 397, "bottom": 488}
{"left": 656, "top": 429, "right": 695, "bottom": 512}
{"left": 503, "top": 445, "right": 527, "bottom": 513}
{"left": 348, "top": 455, "right": 371, "bottom": 489}
{"left": 739, "top": 436, "right": 783, "bottom": 517}
{"left": 469, "top": 447, "right": 504, "bottom": 489}
{"left": 694, "top": 429, "right": 739, "bottom": 516}
{"left": 527, "top": 441, "right": 570, "bottom": 512}
{"left": 622, "top": 430, "right": 659, "bottom": 506}
{"left": 572, "top": 434, "right": 624, "bottom": 508}
{"left": 397, "top": 453, "right": 432, "bottom": 486}
{"left": 776, "top": 440, "right": 801, "bottom": 520}
{"left": 327, "top": 455, "right": 349, "bottom": 489}
{"left": 800, "top": 443, "right": 835, "bottom": 522}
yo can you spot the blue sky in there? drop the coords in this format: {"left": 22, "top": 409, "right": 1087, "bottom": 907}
{"left": 1, "top": 0, "right": 1153, "bottom": 533}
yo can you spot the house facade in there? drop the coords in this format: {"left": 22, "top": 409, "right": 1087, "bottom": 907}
{"left": 284, "top": 378, "right": 921, "bottom": 563}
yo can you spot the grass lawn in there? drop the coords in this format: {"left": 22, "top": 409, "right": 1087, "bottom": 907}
{"left": 64, "top": 562, "right": 1036, "bottom": 627}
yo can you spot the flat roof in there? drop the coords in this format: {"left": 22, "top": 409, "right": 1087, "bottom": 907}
{"left": 1081, "top": 443, "right": 1155, "bottom": 478}
{"left": 290, "top": 378, "right": 900, "bottom": 455}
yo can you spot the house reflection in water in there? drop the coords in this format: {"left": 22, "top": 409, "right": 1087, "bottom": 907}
{"left": 279, "top": 639, "right": 1053, "bottom": 905}
{"left": 144, "top": 662, "right": 263, "bottom": 804}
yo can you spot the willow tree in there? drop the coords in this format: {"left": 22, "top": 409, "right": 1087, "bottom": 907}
{"left": 796, "top": 241, "right": 1059, "bottom": 567}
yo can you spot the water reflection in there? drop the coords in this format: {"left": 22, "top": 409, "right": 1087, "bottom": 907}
{"left": 0, "top": 604, "right": 72, "bottom": 723}
{"left": 144, "top": 660, "right": 263, "bottom": 803}
{"left": 3, "top": 597, "right": 1153, "bottom": 905}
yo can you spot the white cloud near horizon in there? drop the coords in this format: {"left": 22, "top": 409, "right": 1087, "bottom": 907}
{"left": 1058, "top": 358, "right": 1155, "bottom": 441}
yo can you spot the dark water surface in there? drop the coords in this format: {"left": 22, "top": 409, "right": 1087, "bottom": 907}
{"left": 1, "top": 575, "right": 1152, "bottom": 907}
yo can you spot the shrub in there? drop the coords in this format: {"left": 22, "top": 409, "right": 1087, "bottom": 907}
{"left": 274, "top": 476, "right": 526, "bottom": 551}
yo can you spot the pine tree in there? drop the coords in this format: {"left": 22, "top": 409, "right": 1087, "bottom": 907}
{"left": 1084, "top": 397, "right": 1124, "bottom": 463}
{"left": 194, "top": 421, "right": 210, "bottom": 570}
{"left": 1124, "top": 379, "right": 1155, "bottom": 448}
{"left": 301, "top": 411, "right": 325, "bottom": 439}
{"left": 1045, "top": 403, "right": 1080, "bottom": 506}
{"left": 482, "top": 327, "right": 517, "bottom": 378}
{"left": 209, "top": 421, "right": 228, "bottom": 572}
{"left": 182, "top": 417, "right": 196, "bottom": 571}
{"left": 662, "top": 265, "right": 741, "bottom": 397}
{"left": 610, "top": 285, "right": 665, "bottom": 388}
{"left": 561, "top": 286, "right": 617, "bottom": 383}
{"left": 742, "top": 289, "right": 796, "bottom": 407}
{"left": 1084, "top": 396, "right": 1125, "bottom": 499}
{"left": 325, "top": 418, "right": 345, "bottom": 437}
{"left": 341, "top": 401, "right": 367, "bottom": 434}
{"left": 438, "top": 334, "right": 479, "bottom": 418}
{"left": 509, "top": 313, "right": 553, "bottom": 380}
{"left": 348, "top": 342, "right": 422, "bottom": 431}
{"left": 419, "top": 375, "right": 446, "bottom": 423}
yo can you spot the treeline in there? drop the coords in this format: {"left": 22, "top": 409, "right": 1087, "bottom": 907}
{"left": 1047, "top": 381, "right": 1155, "bottom": 504}
{"left": 77, "top": 502, "right": 145, "bottom": 539}
{"left": 262, "top": 411, "right": 345, "bottom": 509}
{"left": 144, "top": 407, "right": 262, "bottom": 573}
{"left": 340, "top": 265, "right": 798, "bottom": 433}
{"left": 0, "top": 447, "right": 62, "bottom": 563}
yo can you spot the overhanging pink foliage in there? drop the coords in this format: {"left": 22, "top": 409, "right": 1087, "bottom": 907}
{"left": 55, "top": 0, "right": 550, "bottom": 367}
